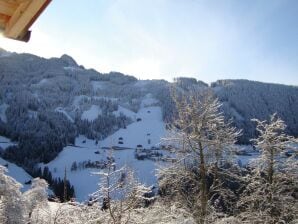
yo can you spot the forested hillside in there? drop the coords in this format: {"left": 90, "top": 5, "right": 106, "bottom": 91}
{"left": 0, "top": 49, "right": 171, "bottom": 171}
{"left": 0, "top": 49, "right": 297, "bottom": 169}
{"left": 212, "top": 79, "right": 298, "bottom": 143}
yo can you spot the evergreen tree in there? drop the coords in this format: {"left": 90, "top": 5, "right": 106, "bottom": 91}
{"left": 160, "top": 88, "right": 241, "bottom": 223}
{"left": 237, "top": 114, "right": 298, "bottom": 223}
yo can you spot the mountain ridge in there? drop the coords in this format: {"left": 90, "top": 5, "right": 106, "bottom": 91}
{"left": 0, "top": 50, "right": 297, "bottom": 169}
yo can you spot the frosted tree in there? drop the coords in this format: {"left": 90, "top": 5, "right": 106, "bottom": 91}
{"left": 23, "top": 178, "right": 48, "bottom": 223}
{"left": 251, "top": 114, "right": 297, "bottom": 184}
{"left": 160, "top": 89, "right": 241, "bottom": 223}
{"left": 0, "top": 165, "right": 26, "bottom": 224}
{"left": 91, "top": 153, "right": 153, "bottom": 224}
{"left": 237, "top": 114, "right": 298, "bottom": 223}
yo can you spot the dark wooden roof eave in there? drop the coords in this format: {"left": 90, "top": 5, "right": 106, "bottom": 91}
{"left": 0, "top": 0, "right": 51, "bottom": 42}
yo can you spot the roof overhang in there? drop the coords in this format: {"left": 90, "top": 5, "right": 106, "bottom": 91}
{"left": 0, "top": 0, "right": 51, "bottom": 42}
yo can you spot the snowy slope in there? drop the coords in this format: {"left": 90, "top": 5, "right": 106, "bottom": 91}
{"left": 42, "top": 141, "right": 164, "bottom": 202}
{"left": 0, "top": 50, "right": 12, "bottom": 58}
{"left": 36, "top": 78, "right": 49, "bottom": 86}
{"left": 43, "top": 97, "right": 168, "bottom": 201}
{"left": 0, "top": 135, "right": 17, "bottom": 150}
{"left": 73, "top": 95, "right": 91, "bottom": 107}
{"left": 0, "top": 136, "right": 32, "bottom": 192}
{"left": 91, "top": 81, "right": 108, "bottom": 91}
{"left": 141, "top": 93, "right": 159, "bottom": 107}
{"left": 55, "top": 107, "right": 74, "bottom": 123}
{"left": 106, "top": 106, "right": 165, "bottom": 149}
{"left": 0, "top": 103, "right": 8, "bottom": 123}
{"left": 113, "top": 105, "right": 136, "bottom": 120}
{"left": 42, "top": 95, "right": 260, "bottom": 202}
{"left": 233, "top": 145, "right": 260, "bottom": 166}
{"left": 0, "top": 157, "right": 32, "bottom": 192}
{"left": 64, "top": 66, "right": 83, "bottom": 72}
{"left": 81, "top": 105, "right": 102, "bottom": 121}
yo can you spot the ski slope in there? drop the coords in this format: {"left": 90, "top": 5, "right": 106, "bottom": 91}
{"left": 42, "top": 96, "right": 261, "bottom": 202}
{"left": 113, "top": 105, "right": 136, "bottom": 120}
{"left": 43, "top": 97, "right": 168, "bottom": 201}
{"left": 81, "top": 105, "right": 102, "bottom": 121}
{"left": 105, "top": 106, "right": 165, "bottom": 149}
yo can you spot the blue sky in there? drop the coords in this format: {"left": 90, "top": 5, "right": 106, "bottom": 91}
{"left": 1, "top": 0, "right": 297, "bottom": 85}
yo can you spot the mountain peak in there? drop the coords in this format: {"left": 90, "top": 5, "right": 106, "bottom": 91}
{"left": 60, "top": 54, "right": 78, "bottom": 67}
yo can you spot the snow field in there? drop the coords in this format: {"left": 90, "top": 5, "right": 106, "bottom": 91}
{"left": 0, "top": 157, "right": 32, "bottom": 192}
{"left": 44, "top": 99, "right": 167, "bottom": 201}
{"left": 81, "top": 105, "right": 102, "bottom": 121}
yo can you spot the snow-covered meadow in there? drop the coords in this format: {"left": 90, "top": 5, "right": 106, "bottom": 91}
{"left": 0, "top": 96, "right": 262, "bottom": 202}
{"left": 0, "top": 136, "right": 32, "bottom": 192}
{"left": 42, "top": 97, "right": 170, "bottom": 201}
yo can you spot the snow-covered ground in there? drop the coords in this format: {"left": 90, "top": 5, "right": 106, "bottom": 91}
{"left": 107, "top": 106, "right": 165, "bottom": 149}
{"left": 0, "top": 50, "right": 12, "bottom": 58}
{"left": 233, "top": 145, "right": 260, "bottom": 166}
{"left": 44, "top": 97, "right": 168, "bottom": 201}
{"left": 0, "top": 157, "right": 32, "bottom": 192}
{"left": 55, "top": 107, "right": 74, "bottom": 123}
{"left": 0, "top": 103, "right": 8, "bottom": 123}
{"left": 73, "top": 95, "right": 91, "bottom": 107}
{"left": 92, "top": 96, "right": 118, "bottom": 102}
{"left": 0, "top": 93, "right": 263, "bottom": 203}
{"left": 91, "top": 81, "right": 108, "bottom": 91}
{"left": 81, "top": 105, "right": 102, "bottom": 121}
{"left": 113, "top": 105, "right": 136, "bottom": 120}
{"left": 42, "top": 96, "right": 262, "bottom": 202}
{"left": 64, "top": 66, "right": 83, "bottom": 72}
{"left": 141, "top": 93, "right": 159, "bottom": 107}
{"left": 0, "top": 94, "right": 264, "bottom": 203}
{"left": 42, "top": 141, "right": 165, "bottom": 202}
{"left": 133, "top": 80, "right": 151, "bottom": 89}
{"left": 36, "top": 78, "right": 49, "bottom": 86}
{"left": 0, "top": 135, "right": 17, "bottom": 150}
{"left": 0, "top": 135, "right": 32, "bottom": 192}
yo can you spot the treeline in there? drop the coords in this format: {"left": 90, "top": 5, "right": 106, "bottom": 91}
{"left": 1, "top": 110, "right": 76, "bottom": 168}
{"left": 213, "top": 79, "right": 298, "bottom": 143}
{"left": 30, "top": 166, "right": 75, "bottom": 202}
{"left": 77, "top": 113, "right": 131, "bottom": 140}
{"left": 70, "top": 160, "right": 111, "bottom": 170}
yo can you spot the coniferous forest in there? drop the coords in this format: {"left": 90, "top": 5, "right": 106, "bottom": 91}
{"left": 0, "top": 49, "right": 297, "bottom": 223}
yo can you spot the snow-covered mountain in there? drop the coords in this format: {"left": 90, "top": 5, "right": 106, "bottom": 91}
{"left": 42, "top": 95, "right": 169, "bottom": 201}
{"left": 212, "top": 79, "right": 298, "bottom": 143}
{"left": 0, "top": 49, "right": 298, "bottom": 201}
{"left": 0, "top": 49, "right": 171, "bottom": 168}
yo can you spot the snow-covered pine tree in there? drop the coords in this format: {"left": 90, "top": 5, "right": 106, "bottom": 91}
{"left": 160, "top": 88, "right": 241, "bottom": 223}
{"left": 91, "top": 151, "right": 153, "bottom": 224}
{"left": 237, "top": 114, "right": 298, "bottom": 223}
{"left": 0, "top": 165, "right": 26, "bottom": 224}
{"left": 23, "top": 178, "right": 48, "bottom": 223}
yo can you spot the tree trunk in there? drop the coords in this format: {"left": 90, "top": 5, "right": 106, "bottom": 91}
{"left": 214, "top": 147, "right": 221, "bottom": 185}
{"left": 199, "top": 142, "right": 208, "bottom": 224}
{"left": 268, "top": 148, "right": 274, "bottom": 185}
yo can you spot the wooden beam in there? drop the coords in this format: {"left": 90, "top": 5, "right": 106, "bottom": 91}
{"left": 4, "top": 1, "right": 30, "bottom": 36}
{"left": 0, "top": 14, "right": 9, "bottom": 29}
{"left": 0, "top": 1, "right": 18, "bottom": 16}
{"left": 4, "top": 0, "right": 51, "bottom": 40}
